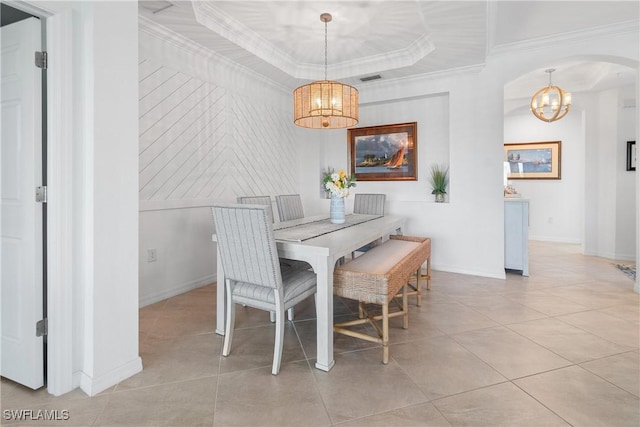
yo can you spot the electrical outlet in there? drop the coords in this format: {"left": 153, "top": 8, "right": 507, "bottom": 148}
{"left": 147, "top": 248, "right": 157, "bottom": 262}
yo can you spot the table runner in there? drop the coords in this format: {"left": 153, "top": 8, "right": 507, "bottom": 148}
{"left": 274, "top": 214, "right": 382, "bottom": 242}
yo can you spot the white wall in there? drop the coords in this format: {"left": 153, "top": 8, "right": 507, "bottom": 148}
{"left": 78, "top": 1, "right": 142, "bottom": 396}
{"left": 583, "top": 86, "right": 638, "bottom": 260}
{"left": 504, "top": 110, "right": 585, "bottom": 243}
{"left": 137, "top": 8, "right": 639, "bottom": 304}
{"left": 337, "top": 70, "right": 508, "bottom": 278}
{"left": 138, "top": 24, "right": 301, "bottom": 306}
{"left": 28, "top": 0, "right": 142, "bottom": 396}
{"left": 505, "top": 83, "right": 637, "bottom": 260}
{"left": 494, "top": 27, "right": 638, "bottom": 264}
{"left": 615, "top": 86, "right": 637, "bottom": 260}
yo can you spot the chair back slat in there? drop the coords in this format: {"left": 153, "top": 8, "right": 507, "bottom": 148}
{"left": 276, "top": 194, "right": 305, "bottom": 222}
{"left": 237, "top": 196, "right": 274, "bottom": 223}
{"left": 354, "top": 193, "right": 386, "bottom": 215}
{"left": 212, "top": 204, "right": 281, "bottom": 289}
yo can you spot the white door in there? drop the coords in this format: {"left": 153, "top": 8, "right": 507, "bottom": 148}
{"left": 1, "top": 17, "right": 44, "bottom": 389}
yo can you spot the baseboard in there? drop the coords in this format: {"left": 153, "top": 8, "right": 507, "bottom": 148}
{"left": 139, "top": 274, "right": 216, "bottom": 308}
{"left": 614, "top": 254, "right": 636, "bottom": 262}
{"left": 431, "top": 264, "right": 506, "bottom": 280}
{"left": 528, "top": 235, "right": 582, "bottom": 244}
{"left": 78, "top": 357, "right": 143, "bottom": 396}
{"left": 583, "top": 250, "right": 635, "bottom": 262}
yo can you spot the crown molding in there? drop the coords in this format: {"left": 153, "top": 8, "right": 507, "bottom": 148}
{"left": 357, "top": 63, "right": 484, "bottom": 103}
{"left": 489, "top": 19, "right": 639, "bottom": 56}
{"left": 138, "top": 15, "right": 290, "bottom": 95}
{"left": 191, "top": 1, "right": 436, "bottom": 81}
{"left": 191, "top": 2, "right": 298, "bottom": 78}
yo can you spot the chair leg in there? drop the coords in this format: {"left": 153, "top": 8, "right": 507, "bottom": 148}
{"left": 222, "top": 280, "right": 235, "bottom": 357}
{"left": 272, "top": 306, "right": 285, "bottom": 375}
{"left": 270, "top": 311, "right": 276, "bottom": 322}
{"left": 426, "top": 258, "right": 432, "bottom": 290}
{"left": 287, "top": 307, "right": 295, "bottom": 321}
{"left": 382, "top": 303, "right": 389, "bottom": 364}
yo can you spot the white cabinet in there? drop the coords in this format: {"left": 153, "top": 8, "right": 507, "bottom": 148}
{"left": 504, "top": 199, "right": 529, "bottom": 276}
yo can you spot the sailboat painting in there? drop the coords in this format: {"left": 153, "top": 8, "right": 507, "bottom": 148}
{"left": 348, "top": 122, "right": 417, "bottom": 181}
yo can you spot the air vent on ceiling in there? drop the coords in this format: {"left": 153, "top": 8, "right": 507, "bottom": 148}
{"left": 140, "top": 1, "right": 174, "bottom": 14}
{"left": 360, "top": 74, "right": 382, "bottom": 82}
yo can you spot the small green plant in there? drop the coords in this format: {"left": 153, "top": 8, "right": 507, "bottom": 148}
{"left": 429, "top": 164, "right": 449, "bottom": 195}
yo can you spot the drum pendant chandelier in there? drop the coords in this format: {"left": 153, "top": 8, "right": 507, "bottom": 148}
{"left": 530, "top": 68, "right": 572, "bottom": 123}
{"left": 293, "top": 13, "right": 359, "bottom": 129}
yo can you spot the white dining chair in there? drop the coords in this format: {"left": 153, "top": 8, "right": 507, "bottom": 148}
{"left": 275, "top": 194, "right": 305, "bottom": 222}
{"left": 352, "top": 193, "right": 386, "bottom": 258}
{"left": 237, "top": 196, "right": 274, "bottom": 221}
{"left": 237, "top": 195, "right": 309, "bottom": 321}
{"left": 211, "top": 203, "right": 317, "bottom": 375}
{"left": 354, "top": 193, "right": 386, "bottom": 217}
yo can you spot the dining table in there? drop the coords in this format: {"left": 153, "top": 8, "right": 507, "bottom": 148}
{"left": 213, "top": 213, "right": 406, "bottom": 372}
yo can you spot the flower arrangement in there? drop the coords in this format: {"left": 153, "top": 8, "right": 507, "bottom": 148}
{"left": 323, "top": 168, "right": 356, "bottom": 198}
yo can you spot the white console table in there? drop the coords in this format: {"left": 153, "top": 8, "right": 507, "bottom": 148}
{"left": 504, "top": 198, "right": 529, "bottom": 276}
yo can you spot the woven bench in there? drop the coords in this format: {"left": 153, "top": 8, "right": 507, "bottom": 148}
{"left": 333, "top": 235, "right": 432, "bottom": 364}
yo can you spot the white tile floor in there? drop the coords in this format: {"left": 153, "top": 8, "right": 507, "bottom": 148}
{"left": 2, "top": 241, "right": 639, "bottom": 426}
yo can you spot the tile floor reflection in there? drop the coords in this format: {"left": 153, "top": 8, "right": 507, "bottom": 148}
{"left": 2, "top": 242, "right": 639, "bottom": 426}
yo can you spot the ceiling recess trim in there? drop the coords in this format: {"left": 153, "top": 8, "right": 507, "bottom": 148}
{"left": 138, "top": 15, "right": 291, "bottom": 95}
{"left": 489, "top": 19, "right": 640, "bottom": 56}
{"left": 191, "top": 1, "right": 436, "bottom": 80}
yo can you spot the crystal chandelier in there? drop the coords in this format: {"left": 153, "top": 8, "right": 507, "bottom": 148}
{"left": 293, "top": 13, "right": 359, "bottom": 129}
{"left": 530, "top": 68, "right": 572, "bottom": 123}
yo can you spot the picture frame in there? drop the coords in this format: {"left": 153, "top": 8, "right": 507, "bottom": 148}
{"left": 626, "top": 141, "right": 636, "bottom": 171}
{"left": 504, "top": 141, "right": 561, "bottom": 180}
{"left": 348, "top": 122, "right": 417, "bottom": 181}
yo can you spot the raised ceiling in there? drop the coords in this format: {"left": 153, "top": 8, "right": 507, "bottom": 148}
{"left": 139, "top": 1, "right": 639, "bottom": 96}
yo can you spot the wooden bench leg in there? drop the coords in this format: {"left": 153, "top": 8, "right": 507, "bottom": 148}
{"left": 425, "top": 258, "right": 431, "bottom": 291}
{"left": 415, "top": 269, "right": 422, "bottom": 306}
{"left": 382, "top": 303, "right": 389, "bottom": 364}
{"left": 402, "top": 283, "right": 409, "bottom": 329}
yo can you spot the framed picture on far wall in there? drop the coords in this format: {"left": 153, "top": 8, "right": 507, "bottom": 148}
{"left": 626, "top": 141, "right": 636, "bottom": 171}
{"left": 348, "top": 122, "right": 417, "bottom": 181}
{"left": 504, "top": 141, "right": 562, "bottom": 180}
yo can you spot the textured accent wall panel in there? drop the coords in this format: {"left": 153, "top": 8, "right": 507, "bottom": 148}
{"left": 139, "top": 59, "right": 297, "bottom": 204}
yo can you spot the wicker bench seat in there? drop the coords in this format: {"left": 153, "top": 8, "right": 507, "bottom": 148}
{"left": 333, "top": 235, "right": 432, "bottom": 363}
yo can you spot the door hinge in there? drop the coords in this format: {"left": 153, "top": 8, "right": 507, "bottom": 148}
{"left": 36, "top": 318, "right": 48, "bottom": 337}
{"left": 36, "top": 186, "right": 47, "bottom": 203}
{"left": 35, "top": 51, "right": 47, "bottom": 69}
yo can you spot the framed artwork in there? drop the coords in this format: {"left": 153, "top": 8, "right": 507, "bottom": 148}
{"left": 504, "top": 141, "right": 561, "bottom": 180}
{"left": 348, "top": 122, "right": 417, "bottom": 181}
{"left": 626, "top": 141, "right": 636, "bottom": 171}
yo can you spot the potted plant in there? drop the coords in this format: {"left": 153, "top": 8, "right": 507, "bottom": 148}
{"left": 429, "top": 164, "right": 449, "bottom": 202}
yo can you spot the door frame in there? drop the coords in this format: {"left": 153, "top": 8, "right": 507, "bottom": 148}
{"left": 9, "top": 0, "right": 75, "bottom": 395}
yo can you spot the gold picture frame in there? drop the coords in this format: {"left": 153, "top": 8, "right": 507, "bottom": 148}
{"left": 348, "top": 122, "right": 417, "bottom": 181}
{"left": 504, "top": 141, "right": 561, "bottom": 180}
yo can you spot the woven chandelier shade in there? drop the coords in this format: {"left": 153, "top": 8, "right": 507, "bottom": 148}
{"left": 293, "top": 13, "right": 359, "bottom": 129}
{"left": 530, "top": 69, "right": 572, "bottom": 123}
{"left": 293, "top": 80, "right": 359, "bottom": 129}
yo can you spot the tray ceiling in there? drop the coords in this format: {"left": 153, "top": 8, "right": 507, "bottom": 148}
{"left": 139, "top": 1, "right": 638, "bottom": 97}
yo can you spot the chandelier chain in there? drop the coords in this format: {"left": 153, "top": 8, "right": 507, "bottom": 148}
{"left": 324, "top": 19, "right": 328, "bottom": 81}
{"left": 546, "top": 68, "right": 555, "bottom": 86}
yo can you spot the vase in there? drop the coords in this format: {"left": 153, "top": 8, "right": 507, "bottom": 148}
{"left": 435, "top": 193, "right": 445, "bottom": 203}
{"left": 330, "top": 195, "right": 346, "bottom": 224}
